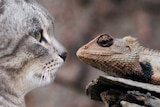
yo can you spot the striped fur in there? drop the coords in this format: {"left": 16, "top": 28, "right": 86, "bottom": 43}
{"left": 0, "top": 0, "right": 66, "bottom": 107}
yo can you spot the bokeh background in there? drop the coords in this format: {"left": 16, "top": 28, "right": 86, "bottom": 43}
{"left": 25, "top": 0, "right": 160, "bottom": 107}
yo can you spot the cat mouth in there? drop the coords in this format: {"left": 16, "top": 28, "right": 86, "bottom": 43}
{"left": 34, "top": 57, "right": 64, "bottom": 85}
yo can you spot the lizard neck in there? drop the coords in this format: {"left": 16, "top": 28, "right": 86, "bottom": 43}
{"left": 138, "top": 47, "right": 160, "bottom": 84}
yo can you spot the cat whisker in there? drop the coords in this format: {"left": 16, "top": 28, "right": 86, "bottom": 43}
{"left": 38, "top": 72, "right": 43, "bottom": 86}
{"left": 39, "top": 69, "right": 46, "bottom": 86}
{"left": 44, "top": 69, "right": 50, "bottom": 86}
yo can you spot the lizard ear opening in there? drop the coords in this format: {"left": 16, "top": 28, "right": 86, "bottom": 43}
{"left": 97, "top": 34, "right": 113, "bottom": 47}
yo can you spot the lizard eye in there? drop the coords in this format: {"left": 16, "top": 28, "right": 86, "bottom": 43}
{"left": 97, "top": 34, "right": 113, "bottom": 47}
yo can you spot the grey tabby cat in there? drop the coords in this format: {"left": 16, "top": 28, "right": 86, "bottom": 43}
{"left": 0, "top": 0, "right": 67, "bottom": 107}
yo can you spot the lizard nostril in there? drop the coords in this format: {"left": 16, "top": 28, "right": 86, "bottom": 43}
{"left": 59, "top": 52, "right": 67, "bottom": 61}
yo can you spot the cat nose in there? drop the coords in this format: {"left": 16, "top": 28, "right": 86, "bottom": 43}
{"left": 59, "top": 51, "right": 67, "bottom": 61}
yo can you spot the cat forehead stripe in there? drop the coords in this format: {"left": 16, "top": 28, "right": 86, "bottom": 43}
{"left": 0, "top": 0, "right": 5, "bottom": 14}
{"left": 31, "top": 3, "right": 55, "bottom": 29}
{"left": 24, "top": 0, "right": 30, "bottom": 3}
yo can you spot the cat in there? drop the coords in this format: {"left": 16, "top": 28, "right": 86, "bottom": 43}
{"left": 0, "top": 0, "right": 67, "bottom": 107}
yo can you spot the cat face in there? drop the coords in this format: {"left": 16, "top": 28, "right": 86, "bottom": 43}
{"left": 0, "top": 0, "right": 67, "bottom": 95}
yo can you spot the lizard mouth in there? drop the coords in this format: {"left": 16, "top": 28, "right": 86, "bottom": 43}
{"left": 76, "top": 45, "right": 122, "bottom": 59}
{"left": 77, "top": 49, "right": 112, "bottom": 57}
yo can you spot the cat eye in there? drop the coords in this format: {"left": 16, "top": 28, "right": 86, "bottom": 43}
{"left": 34, "top": 29, "right": 43, "bottom": 42}
{"left": 35, "top": 31, "right": 42, "bottom": 42}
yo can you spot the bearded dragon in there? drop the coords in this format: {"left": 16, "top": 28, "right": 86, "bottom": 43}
{"left": 77, "top": 34, "right": 160, "bottom": 85}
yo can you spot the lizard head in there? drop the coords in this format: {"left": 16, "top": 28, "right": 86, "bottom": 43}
{"left": 77, "top": 34, "right": 142, "bottom": 77}
{"left": 77, "top": 34, "right": 132, "bottom": 59}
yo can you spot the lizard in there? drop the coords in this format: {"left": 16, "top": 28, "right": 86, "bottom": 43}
{"left": 76, "top": 34, "right": 160, "bottom": 85}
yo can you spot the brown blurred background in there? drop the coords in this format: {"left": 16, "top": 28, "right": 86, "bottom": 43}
{"left": 25, "top": 0, "right": 160, "bottom": 107}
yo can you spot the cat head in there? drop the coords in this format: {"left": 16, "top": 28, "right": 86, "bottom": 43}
{"left": 0, "top": 0, "right": 67, "bottom": 96}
